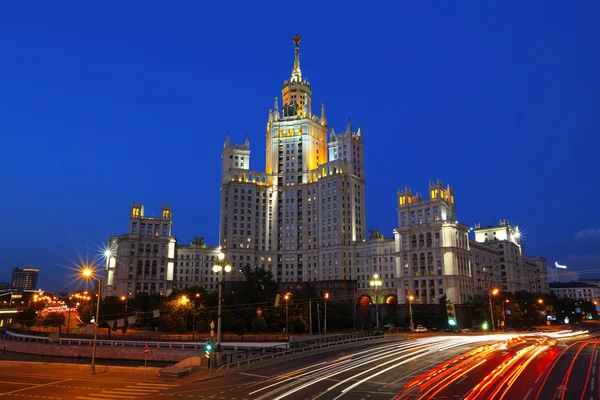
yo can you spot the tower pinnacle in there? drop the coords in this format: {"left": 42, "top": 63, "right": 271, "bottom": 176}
{"left": 291, "top": 35, "right": 302, "bottom": 83}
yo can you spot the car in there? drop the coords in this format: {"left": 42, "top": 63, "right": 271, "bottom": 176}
{"left": 414, "top": 325, "right": 428, "bottom": 333}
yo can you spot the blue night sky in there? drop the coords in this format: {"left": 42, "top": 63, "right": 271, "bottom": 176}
{"left": 1, "top": 2, "right": 598, "bottom": 291}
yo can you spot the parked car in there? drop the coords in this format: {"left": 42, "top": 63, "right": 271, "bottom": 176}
{"left": 414, "top": 325, "right": 428, "bottom": 333}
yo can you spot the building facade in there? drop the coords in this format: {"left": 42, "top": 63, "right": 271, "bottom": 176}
{"left": 11, "top": 267, "right": 39, "bottom": 290}
{"left": 101, "top": 38, "right": 552, "bottom": 306}
{"left": 394, "top": 181, "right": 473, "bottom": 305}
{"left": 550, "top": 282, "right": 600, "bottom": 303}
{"left": 218, "top": 35, "right": 366, "bottom": 285}
{"left": 103, "top": 202, "right": 177, "bottom": 297}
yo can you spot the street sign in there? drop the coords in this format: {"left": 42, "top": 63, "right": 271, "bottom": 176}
{"left": 210, "top": 329, "right": 215, "bottom": 337}
{"left": 257, "top": 308, "right": 262, "bottom": 316}
{"left": 144, "top": 347, "right": 150, "bottom": 355}
{"left": 210, "top": 321, "right": 215, "bottom": 330}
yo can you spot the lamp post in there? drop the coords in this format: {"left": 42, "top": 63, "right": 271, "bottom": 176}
{"left": 502, "top": 299, "right": 509, "bottom": 330}
{"left": 324, "top": 292, "right": 330, "bottom": 335}
{"left": 284, "top": 293, "right": 290, "bottom": 335}
{"left": 82, "top": 267, "right": 102, "bottom": 375}
{"left": 120, "top": 295, "right": 128, "bottom": 312}
{"left": 489, "top": 288, "right": 499, "bottom": 332}
{"left": 212, "top": 252, "right": 231, "bottom": 349}
{"left": 192, "top": 293, "right": 200, "bottom": 340}
{"left": 408, "top": 295, "right": 414, "bottom": 330}
{"left": 369, "top": 274, "right": 382, "bottom": 329}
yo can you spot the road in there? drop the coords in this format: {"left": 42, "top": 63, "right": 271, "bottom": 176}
{"left": 0, "top": 330, "right": 596, "bottom": 400}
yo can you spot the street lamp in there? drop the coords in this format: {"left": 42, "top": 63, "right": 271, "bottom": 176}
{"left": 538, "top": 299, "right": 544, "bottom": 304}
{"left": 408, "top": 295, "right": 415, "bottom": 330}
{"left": 369, "top": 274, "right": 383, "bottom": 329}
{"left": 284, "top": 293, "right": 290, "bottom": 335}
{"left": 324, "top": 292, "right": 330, "bottom": 335}
{"left": 489, "top": 288, "right": 499, "bottom": 332}
{"left": 212, "top": 251, "right": 231, "bottom": 349}
{"left": 120, "top": 296, "right": 128, "bottom": 312}
{"left": 81, "top": 267, "right": 102, "bottom": 375}
{"left": 502, "top": 299, "right": 509, "bottom": 330}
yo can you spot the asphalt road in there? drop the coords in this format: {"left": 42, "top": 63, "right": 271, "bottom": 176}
{"left": 1, "top": 330, "right": 597, "bottom": 400}
{"left": 145, "top": 335, "right": 498, "bottom": 400}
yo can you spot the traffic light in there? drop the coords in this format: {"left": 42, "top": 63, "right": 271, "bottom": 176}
{"left": 204, "top": 340, "right": 213, "bottom": 358}
{"left": 482, "top": 321, "right": 489, "bottom": 330}
{"left": 446, "top": 302, "right": 458, "bottom": 327}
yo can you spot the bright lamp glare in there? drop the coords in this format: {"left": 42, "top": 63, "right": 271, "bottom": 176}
{"left": 212, "top": 265, "right": 221, "bottom": 273}
{"left": 217, "top": 252, "right": 225, "bottom": 261}
{"left": 224, "top": 265, "right": 232, "bottom": 273}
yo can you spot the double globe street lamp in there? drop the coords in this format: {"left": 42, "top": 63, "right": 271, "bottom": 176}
{"left": 369, "top": 274, "right": 383, "bottom": 329}
{"left": 212, "top": 252, "right": 231, "bottom": 349}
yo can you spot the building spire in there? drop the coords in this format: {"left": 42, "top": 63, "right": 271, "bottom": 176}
{"left": 273, "top": 97, "right": 280, "bottom": 120}
{"left": 223, "top": 132, "right": 230, "bottom": 148}
{"left": 346, "top": 118, "right": 352, "bottom": 134}
{"left": 320, "top": 102, "right": 327, "bottom": 126}
{"left": 291, "top": 35, "right": 302, "bottom": 83}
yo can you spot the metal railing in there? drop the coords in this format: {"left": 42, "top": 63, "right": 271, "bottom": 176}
{"left": 219, "top": 333, "right": 396, "bottom": 375}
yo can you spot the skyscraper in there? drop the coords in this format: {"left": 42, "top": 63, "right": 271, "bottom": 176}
{"left": 219, "top": 36, "right": 366, "bottom": 283}
{"left": 11, "top": 267, "right": 39, "bottom": 290}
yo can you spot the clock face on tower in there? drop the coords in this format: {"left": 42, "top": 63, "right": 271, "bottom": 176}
{"left": 284, "top": 102, "right": 298, "bottom": 117}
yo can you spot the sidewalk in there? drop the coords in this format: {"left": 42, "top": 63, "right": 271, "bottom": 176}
{"left": 0, "top": 358, "right": 216, "bottom": 383}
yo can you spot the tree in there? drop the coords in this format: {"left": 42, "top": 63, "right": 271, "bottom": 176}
{"left": 252, "top": 316, "right": 267, "bottom": 334}
{"left": 159, "top": 314, "right": 186, "bottom": 334}
{"left": 41, "top": 313, "right": 66, "bottom": 333}
{"left": 16, "top": 308, "right": 37, "bottom": 331}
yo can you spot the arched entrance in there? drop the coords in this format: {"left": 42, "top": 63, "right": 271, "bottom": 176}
{"left": 359, "top": 295, "right": 372, "bottom": 307}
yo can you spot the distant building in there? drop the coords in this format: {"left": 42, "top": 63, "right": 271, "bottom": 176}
{"left": 11, "top": 267, "right": 38, "bottom": 290}
{"left": 547, "top": 261, "right": 579, "bottom": 283}
{"left": 103, "top": 202, "right": 177, "bottom": 297}
{"left": 0, "top": 282, "right": 12, "bottom": 291}
{"left": 549, "top": 281, "right": 599, "bottom": 303}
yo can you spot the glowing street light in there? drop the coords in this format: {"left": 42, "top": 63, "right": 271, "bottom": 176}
{"left": 489, "top": 288, "right": 499, "bottom": 332}
{"left": 408, "top": 295, "right": 415, "bottom": 331}
{"left": 324, "top": 292, "right": 330, "bottom": 335}
{"left": 81, "top": 266, "right": 102, "bottom": 375}
{"left": 370, "top": 274, "right": 383, "bottom": 329}
{"left": 284, "top": 293, "right": 291, "bottom": 334}
{"left": 538, "top": 299, "right": 544, "bottom": 304}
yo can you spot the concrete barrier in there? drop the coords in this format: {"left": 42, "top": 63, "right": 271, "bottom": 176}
{"left": 0, "top": 337, "right": 193, "bottom": 362}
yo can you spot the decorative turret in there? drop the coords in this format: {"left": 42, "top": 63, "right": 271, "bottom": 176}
{"left": 281, "top": 35, "right": 312, "bottom": 118}
{"left": 320, "top": 102, "right": 327, "bottom": 126}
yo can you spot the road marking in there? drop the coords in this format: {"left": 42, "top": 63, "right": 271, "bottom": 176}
{"left": 456, "top": 375, "right": 468, "bottom": 384}
{"left": 134, "top": 383, "right": 178, "bottom": 387}
{"left": 0, "top": 381, "right": 37, "bottom": 386}
{"left": 83, "top": 394, "right": 137, "bottom": 399}
{"left": 0, "top": 378, "right": 72, "bottom": 396}
{"left": 239, "top": 372, "right": 269, "bottom": 379}
{"left": 591, "top": 377, "right": 595, "bottom": 391}
{"left": 535, "top": 372, "right": 544, "bottom": 384}
{"left": 112, "top": 389, "right": 160, "bottom": 393}
{"left": 76, "top": 397, "right": 123, "bottom": 400}
{"left": 523, "top": 388, "right": 533, "bottom": 400}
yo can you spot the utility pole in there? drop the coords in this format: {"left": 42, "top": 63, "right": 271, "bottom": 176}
{"left": 317, "top": 303, "right": 321, "bottom": 335}
{"left": 324, "top": 292, "right": 329, "bottom": 335}
{"left": 309, "top": 300, "right": 312, "bottom": 335}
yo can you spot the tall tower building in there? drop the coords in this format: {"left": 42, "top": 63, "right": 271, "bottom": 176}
{"left": 219, "top": 36, "right": 367, "bottom": 283}
{"left": 394, "top": 181, "right": 472, "bottom": 305}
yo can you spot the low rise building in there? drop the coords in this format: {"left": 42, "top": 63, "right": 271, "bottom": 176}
{"left": 549, "top": 281, "right": 600, "bottom": 303}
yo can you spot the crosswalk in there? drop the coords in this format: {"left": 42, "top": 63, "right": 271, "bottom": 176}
{"left": 75, "top": 382, "right": 178, "bottom": 399}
